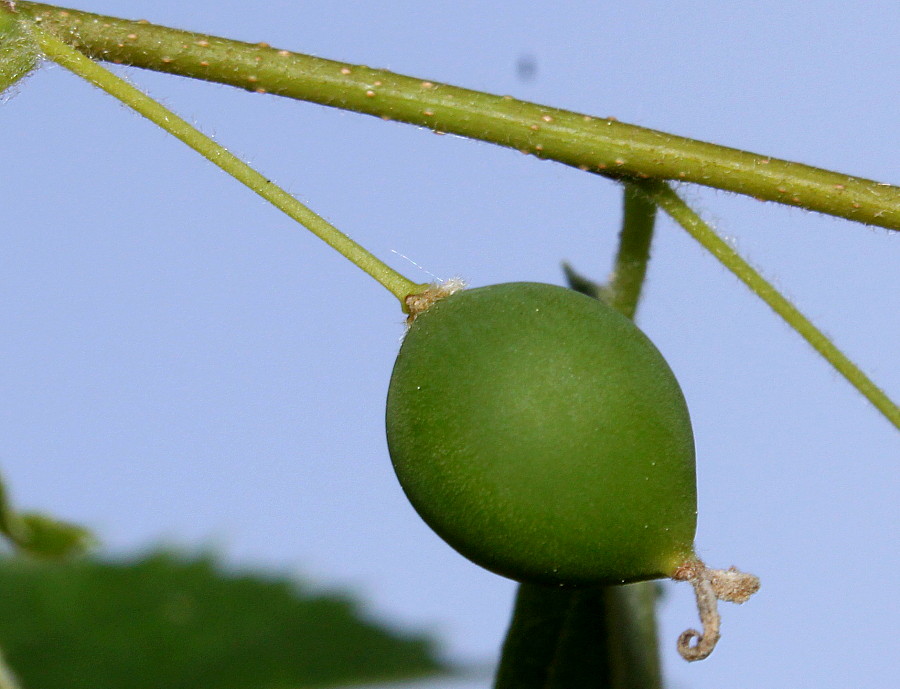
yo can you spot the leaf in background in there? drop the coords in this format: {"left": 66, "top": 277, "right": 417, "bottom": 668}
{"left": 0, "top": 473, "right": 94, "bottom": 561}
{"left": 11, "top": 513, "right": 95, "bottom": 560}
{"left": 0, "top": 549, "right": 446, "bottom": 689}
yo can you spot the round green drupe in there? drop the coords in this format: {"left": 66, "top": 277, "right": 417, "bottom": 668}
{"left": 386, "top": 282, "right": 697, "bottom": 586}
{"left": 0, "top": 7, "right": 38, "bottom": 94}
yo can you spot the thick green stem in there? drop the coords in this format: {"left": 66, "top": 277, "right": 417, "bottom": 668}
{"left": 635, "top": 180, "right": 900, "bottom": 430}
{"left": 16, "top": 2, "right": 900, "bottom": 231}
{"left": 494, "top": 585, "right": 610, "bottom": 689}
{"left": 24, "top": 21, "right": 424, "bottom": 307}
{"left": 496, "top": 585, "right": 663, "bottom": 689}
{"left": 604, "top": 583, "right": 663, "bottom": 688}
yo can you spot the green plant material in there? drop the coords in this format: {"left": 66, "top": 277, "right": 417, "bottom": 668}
{"left": 387, "top": 282, "right": 697, "bottom": 586}
{"left": 495, "top": 585, "right": 612, "bottom": 689}
{"left": 15, "top": 2, "right": 900, "bottom": 231}
{"left": 603, "top": 185, "right": 658, "bottom": 320}
{"left": 0, "top": 549, "right": 445, "bottom": 689}
{"left": 495, "top": 583, "right": 662, "bottom": 689}
{"left": 496, "top": 192, "right": 664, "bottom": 688}
{"left": 17, "top": 9, "right": 897, "bottom": 430}
{"left": 0, "top": 3, "right": 38, "bottom": 94}
{"left": 560, "top": 263, "right": 606, "bottom": 302}
{"left": 562, "top": 183, "right": 657, "bottom": 320}
{"left": 9, "top": 513, "right": 93, "bottom": 559}
{"left": 601, "top": 583, "right": 664, "bottom": 687}
{"left": 634, "top": 179, "right": 900, "bottom": 431}
{"left": 23, "top": 21, "right": 426, "bottom": 308}
{"left": 0, "top": 475, "right": 93, "bottom": 560}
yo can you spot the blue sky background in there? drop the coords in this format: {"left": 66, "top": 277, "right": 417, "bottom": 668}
{"left": 2, "top": 1, "right": 898, "bottom": 687}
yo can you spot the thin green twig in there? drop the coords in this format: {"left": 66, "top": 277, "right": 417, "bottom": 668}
{"left": 15, "top": 1, "right": 900, "bottom": 231}
{"left": 24, "top": 21, "right": 425, "bottom": 307}
{"left": 635, "top": 180, "right": 900, "bottom": 430}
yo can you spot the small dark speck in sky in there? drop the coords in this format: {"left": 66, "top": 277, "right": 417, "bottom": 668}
{"left": 516, "top": 54, "right": 538, "bottom": 82}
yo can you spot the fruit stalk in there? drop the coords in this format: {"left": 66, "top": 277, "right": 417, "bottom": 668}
{"left": 23, "top": 21, "right": 425, "bottom": 308}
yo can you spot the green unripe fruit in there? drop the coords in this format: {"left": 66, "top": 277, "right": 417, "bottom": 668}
{"left": 0, "top": 7, "right": 39, "bottom": 95}
{"left": 386, "top": 282, "right": 697, "bottom": 586}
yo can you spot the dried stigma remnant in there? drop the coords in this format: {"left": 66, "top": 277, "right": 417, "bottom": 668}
{"left": 672, "top": 559, "right": 760, "bottom": 661}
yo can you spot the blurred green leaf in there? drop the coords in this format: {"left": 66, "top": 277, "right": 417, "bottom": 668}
{"left": 0, "top": 474, "right": 94, "bottom": 561}
{"left": 10, "top": 513, "right": 95, "bottom": 559}
{"left": 0, "top": 549, "right": 445, "bottom": 689}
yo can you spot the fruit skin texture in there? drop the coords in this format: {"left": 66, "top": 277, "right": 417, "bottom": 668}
{"left": 386, "top": 282, "right": 697, "bottom": 587}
